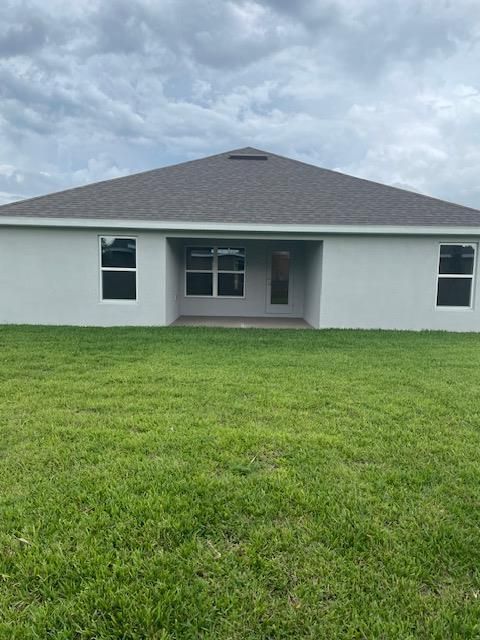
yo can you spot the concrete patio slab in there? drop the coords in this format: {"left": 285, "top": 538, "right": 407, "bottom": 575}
{"left": 171, "top": 316, "right": 312, "bottom": 329}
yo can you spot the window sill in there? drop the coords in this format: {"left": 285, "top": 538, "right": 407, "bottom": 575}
{"left": 435, "top": 306, "right": 473, "bottom": 311}
{"left": 99, "top": 300, "right": 138, "bottom": 305}
{"left": 185, "top": 295, "right": 246, "bottom": 300}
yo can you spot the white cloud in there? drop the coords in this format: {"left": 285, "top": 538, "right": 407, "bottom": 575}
{"left": 1, "top": 0, "right": 480, "bottom": 209}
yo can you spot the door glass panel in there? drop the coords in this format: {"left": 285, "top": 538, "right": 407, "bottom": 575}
{"left": 270, "top": 251, "right": 290, "bottom": 305}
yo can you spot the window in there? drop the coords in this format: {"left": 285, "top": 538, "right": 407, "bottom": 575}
{"left": 218, "top": 247, "right": 245, "bottom": 297}
{"left": 186, "top": 246, "right": 245, "bottom": 297}
{"left": 100, "top": 236, "right": 137, "bottom": 301}
{"left": 185, "top": 247, "right": 214, "bottom": 296}
{"left": 436, "top": 243, "right": 476, "bottom": 308}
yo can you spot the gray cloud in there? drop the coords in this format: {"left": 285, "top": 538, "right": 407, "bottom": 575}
{"left": 0, "top": 16, "right": 47, "bottom": 57}
{"left": 0, "top": 1, "right": 48, "bottom": 57}
{"left": 1, "top": 0, "right": 480, "bottom": 208}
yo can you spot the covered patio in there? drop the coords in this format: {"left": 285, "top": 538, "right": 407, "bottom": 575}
{"left": 165, "top": 237, "right": 323, "bottom": 328}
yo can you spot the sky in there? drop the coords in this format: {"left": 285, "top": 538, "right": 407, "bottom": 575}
{"left": 1, "top": 0, "right": 480, "bottom": 208}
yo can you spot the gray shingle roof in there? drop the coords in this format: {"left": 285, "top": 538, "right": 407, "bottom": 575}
{"left": 1, "top": 146, "right": 480, "bottom": 227}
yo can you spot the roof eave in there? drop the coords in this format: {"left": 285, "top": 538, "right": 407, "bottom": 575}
{"left": 0, "top": 215, "right": 480, "bottom": 236}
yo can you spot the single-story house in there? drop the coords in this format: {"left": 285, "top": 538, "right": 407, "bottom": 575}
{"left": 1, "top": 147, "right": 479, "bottom": 331}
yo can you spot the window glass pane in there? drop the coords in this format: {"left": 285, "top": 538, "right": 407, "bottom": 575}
{"left": 437, "top": 277, "right": 472, "bottom": 307}
{"left": 102, "top": 271, "right": 136, "bottom": 300}
{"left": 439, "top": 244, "right": 475, "bottom": 275}
{"left": 218, "top": 248, "right": 245, "bottom": 271}
{"left": 186, "top": 247, "right": 213, "bottom": 270}
{"left": 101, "top": 237, "right": 136, "bottom": 268}
{"left": 186, "top": 272, "right": 213, "bottom": 296}
{"left": 218, "top": 273, "right": 244, "bottom": 297}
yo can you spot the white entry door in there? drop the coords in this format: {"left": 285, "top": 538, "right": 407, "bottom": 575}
{"left": 266, "top": 250, "right": 293, "bottom": 313}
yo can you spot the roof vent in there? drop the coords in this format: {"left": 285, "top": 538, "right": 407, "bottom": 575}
{"left": 228, "top": 153, "right": 268, "bottom": 160}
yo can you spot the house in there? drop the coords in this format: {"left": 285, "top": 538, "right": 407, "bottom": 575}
{"left": 0, "top": 147, "right": 479, "bottom": 331}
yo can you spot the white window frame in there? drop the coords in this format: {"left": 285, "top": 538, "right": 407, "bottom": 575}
{"left": 185, "top": 246, "right": 246, "bottom": 298}
{"left": 99, "top": 235, "right": 138, "bottom": 304}
{"left": 435, "top": 242, "right": 476, "bottom": 310}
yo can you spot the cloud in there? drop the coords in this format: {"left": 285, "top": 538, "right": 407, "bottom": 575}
{"left": 1, "top": 0, "right": 480, "bottom": 209}
{"left": 0, "top": 3, "right": 49, "bottom": 57}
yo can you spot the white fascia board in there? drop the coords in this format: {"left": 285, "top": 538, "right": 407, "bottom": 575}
{"left": 0, "top": 216, "right": 480, "bottom": 236}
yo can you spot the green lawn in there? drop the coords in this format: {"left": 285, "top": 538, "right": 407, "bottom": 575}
{"left": 1, "top": 326, "right": 480, "bottom": 639}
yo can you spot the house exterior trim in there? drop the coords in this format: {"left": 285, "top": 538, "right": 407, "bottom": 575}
{"left": 1, "top": 215, "right": 480, "bottom": 237}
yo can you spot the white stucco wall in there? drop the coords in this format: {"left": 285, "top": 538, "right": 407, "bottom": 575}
{"left": 165, "top": 238, "right": 181, "bottom": 325}
{"left": 303, "top": 242, "right": 323, "bottom": 328}
{"left": 320, "top": 235, "right": 480, "bottom": 331}
{"left": 1, "top": 226, "right": 480, "bottom": 331}
{"left": 0, "top": 227, "right": 167, "bottom": 326}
